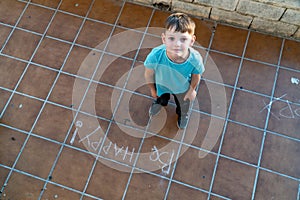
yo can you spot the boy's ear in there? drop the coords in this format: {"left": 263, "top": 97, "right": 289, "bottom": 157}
{"left": 190, "top": 35, "right": 196, "bottom": 46}
{"left": 161, "top": 32, "right": 166, "bottom": 44}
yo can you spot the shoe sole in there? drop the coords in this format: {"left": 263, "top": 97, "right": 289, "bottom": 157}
{"left": 149, "top": 108, "right": 161, "bottom": 117}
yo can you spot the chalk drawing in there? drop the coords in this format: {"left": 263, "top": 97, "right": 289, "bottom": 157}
{"left": 291, "top": 77, "right": 300, "bottom": 85}
{"left": 261, "top": 94, "right": 300, "bottom": 120}
{"left": 150, "top": 146, "right": 175, "bottom": 175}
{"left": 70, "top": 121, "right": 83, "bottom": 145}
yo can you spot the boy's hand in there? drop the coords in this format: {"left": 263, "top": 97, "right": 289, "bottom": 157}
{"left": 150, "top": 89, "right": 158, "bottom": 98}
{"left": 184, "top": 88, "right": 197, "bottom": 101}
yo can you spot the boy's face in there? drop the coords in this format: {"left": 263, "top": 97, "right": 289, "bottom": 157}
{"left": 162, "top": 27, "right": 196, "bottom": 60}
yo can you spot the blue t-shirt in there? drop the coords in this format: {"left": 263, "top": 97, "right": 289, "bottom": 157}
{"left": 144, "top": 44, "right": 205, "bottom": 96}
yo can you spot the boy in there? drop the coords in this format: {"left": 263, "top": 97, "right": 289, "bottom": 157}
{"left": 144, "top": 12, "right": 205, "bottom": 129}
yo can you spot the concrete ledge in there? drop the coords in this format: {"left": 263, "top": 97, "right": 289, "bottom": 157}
{"left": 237, "top": 0, "right": 285, "bottom": 20}
{"left": 172, "top": 0, "right": 211, "bottom": 18}
{"left": 211, "top": 8, "right": 253, "bottom": 28}
{"left": 251, "top": 17, "right": 298, "bottom": 37}
{"left": 194, "top": 0, "right": 239, "bottom": 11}
{"left": 129, "top": 0, "right": 300, "bottom": 41}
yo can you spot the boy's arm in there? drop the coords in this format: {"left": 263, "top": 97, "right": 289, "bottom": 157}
{"left": 144, "top": 68, "right": 158, "bottom": 98}
{"left": 184, "top": 73, "right": 201, "bottom": 101}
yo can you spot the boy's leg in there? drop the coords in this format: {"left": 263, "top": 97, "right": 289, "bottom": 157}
{"left": 173, "top": 93, "right": 190, "bottom": 129}
{"left": 149, "top": 93, "right": 170, "bottom": 116}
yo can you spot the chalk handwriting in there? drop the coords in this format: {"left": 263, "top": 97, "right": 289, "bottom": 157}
{"left": 150, "top": 146, "right": 175, "bottom": 175}
{"left": 70, "top": 121, "right": 83, "bottom": 145}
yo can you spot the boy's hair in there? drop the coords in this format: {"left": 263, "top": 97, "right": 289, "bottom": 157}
{"left": 165, "top": 13, "right": 196, "bottom": 35}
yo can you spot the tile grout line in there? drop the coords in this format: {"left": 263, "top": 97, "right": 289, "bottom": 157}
{"left": 0, "top": 0, "right": 30, "bottom": 53}
{"left": 0, "top": 8, "right": 298, "bottom": 198}
{"left": 2, "top": 118, "right": 300, "bottom": 184}
{"left": 78, "top": 0, "right": 132, "bottom": 196}
{"left": 0, "top": 0, "right": 65, "bottom": 194}
{"left": 206, "top": 28, "right": 251, "bottom": 200}
{"left": 162, "top": 20, "right": 217, "bottom": 200}
{"left": 250, "top": 38, "right": 286, "bottom": 200}
{"left": 105, "top": 7, "right": 157, "bottom": 200}
{"left": 297, "top": 183, "right": 300, "bottom": 200}
{"left": 35, "top": 1, "right": 102, "bottom": 199}
{"left": 0, "top": 0, "right": 33, "bottom": 119}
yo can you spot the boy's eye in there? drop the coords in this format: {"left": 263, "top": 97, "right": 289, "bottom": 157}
{"left": 180, "top": 38, "right": 187, "bottom": 42}
{"left": 168, "top": 37, "right": 175, "bottom": 41}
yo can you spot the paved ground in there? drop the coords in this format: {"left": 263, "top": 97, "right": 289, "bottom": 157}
{"left": 0, "top": 0, "right": 300, "bottom": 199}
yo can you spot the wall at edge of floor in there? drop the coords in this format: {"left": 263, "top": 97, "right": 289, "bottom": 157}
{"left": 130, "top": 0, "right": 300, "bottom": 41}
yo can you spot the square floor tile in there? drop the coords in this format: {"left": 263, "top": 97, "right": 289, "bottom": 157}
{"left": 195, "top": 81, "right": 233, "bottom": 118}
{"left": 0, "top": 166, "right": 10, "bottom": 187}
{"left": 274, "top": 68, "right": 300, "bottom": 103}
{"left": 0, "top": 89, "right": 11, "bottom": 112}
{"left": 193, "top": 19, "right": 215, "bottom": 49}
{"left": 184, "top": 112, "right": 224, "bottom": 154}
{"left": 205, "top": 52, "right": 240, "bottom": 86}
{"left": 1, "top": 94, "right": 43, "bottom": 131}
{"left": 2, "top": 172, "right": 45, "bottom": 199}
{"left": 0, "top": 0, "right": 25, "bottom": 25}
{"left": 51, "top": 146, "right": 95, "bottom": 191}
{"left": 211, "top": 24, "right": 248, "bottom": 56}
{"left": 49, "top": 74, "right": 89, "bottom": 109}
{"left": 238, "top": 60, "right": 277, "bottom": 96}
{"left": 229, "top": 90, "right": 269, "bottom": 129}
{"left": 148, "top": 10, "right": 170, "bottom": 30}
{"left": 173, "top": 146, "right": 216, "bottom": 190}
{"left": 125, "top": 172, "right": 169, "bottom": 200}
{"left": 41, "top": 182, "right": 82, "bottom": 199}
{"left": 85, "top": 160, "right": 131, "bottom": 200}
{"left": 46, "top": 12, "right": 83, "bottom": 42}
{"left": 147, "top": 105, "right": 182, "bottom": 141}
{"left": 0, "top": 55, "right": 26, "bottom": 89}
{"left": 114, "top": 91, "right": 152, "bottom": 130}
{"left": 2, "top": 29, "right": 41, "bottom": 60}
{"left": 76, "top": 19, "right": 113, "bottom": 50}
{"left": 33, "top": 103, "right": 73, "bottom": 142}
{"left": 221, "top": 122, "right": 263, "bottom": 164}
{"left": 66, "top": 112, "right": 110, "bottom": 152}
{"left": 255, "top": 170, "right": 299, "bottom": 199}
{"left": 136, "top": 34, "right": 162, "bottom": 62}
{"left": 15, "top": 136, "right": 60, "bottom": 178}
{"left": 63, "top": 46, "right": 102, "bottom": 78}
{"left": 100, "top": 122, "right": 143, "bottom": 166}
{"left": 18, "top": 4, "right": 54, "bottom": 34}
{"left": 17, "top": 64, "right": 57, "bottom": 99}
{"left": 280, "top": 39, "right": 300, "bottom": 71}
{"left": 261, "top": 133, "right": 300, "bottom": 178}
{"left": 212, "top": 157, "right": 256, "bottom": 199}
{"left": 31, "top": 0, "right": 60, "bottom": 8}
{"left": 125, "top": 62, "right": 150, "bottom": 96}
{"left": 0, "top": 24, "right": 12, "bottom": 49}
{"left": 94, "top": 53, "right": 133, "bottom": 87}
{"left": 117, "top": 2, "right": 153, "bottom": 29}
{"left": 136, "top": 134, "right": 180, "bottom": 177}
{"left": 167, "top": 182, "right": 208, "bottom": 200}
{"left": 267, "top": 99, "right": 300, "bottom": 139}
{"left": 88, "top": 0, "right": 123, "bottom": 24}
{"left": 59, "top": 0, "right": 93, "bottom": 17}
{"left": 81, "top": 83, "right": 121, "bottom": 120}
{"left": 32, "top": 37, "right": 71, "bottom": 70}
{"left": 0, "top": 127, "right": 27, "bottom": 167}
{"left": 245, "top": 31, "right": 283, "bottom": 65}
{"left": 106, "top": 27, "right": 143, "bottom": 59}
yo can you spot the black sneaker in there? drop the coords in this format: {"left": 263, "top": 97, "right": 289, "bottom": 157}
{"left": 177, "top": 115, "right": 189, "bottom": 129}
{"left": 149, "top": 103, "right": 162, "bottom": 116}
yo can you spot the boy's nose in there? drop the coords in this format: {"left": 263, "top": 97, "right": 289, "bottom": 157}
{"left": 175, "top": 40, "right": 181, "bottom": 46}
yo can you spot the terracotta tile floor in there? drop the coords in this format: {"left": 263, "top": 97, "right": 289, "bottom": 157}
{"left": 0, "top": 0, "right": 300, "bottom": 199}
